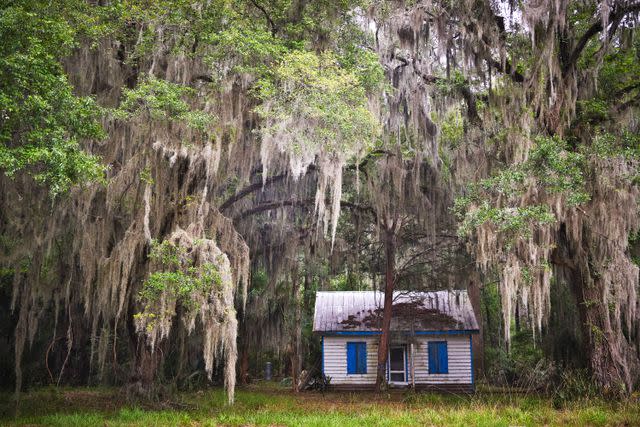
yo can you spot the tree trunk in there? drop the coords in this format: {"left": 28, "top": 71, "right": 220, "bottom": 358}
{"left": 290, "top": 272, "right": 301, "bottom": 392}
{"left": 129, "top": 341, "right": 161, "bottom": 398}
{"left": 290, "top": 351, "right": 297, "bottom": 392}
{"left": 126, "top": 307, "right": 161, "bottom": 397}
{"left": 576, "top": 279, "right": 635, "bottom": 394}
{"left": 375, "top": 227, "right": 396, "bottom": 391}
{"left": 239, "top": 342, "right": 249, "bottom": 385}
{"left": 467, "top": 278, "right": 484, "bottom": 375}
{"left": 175, "top": 308, "right": 186, "bottom": 385}
{"left": 294, "top": 294, "right": 302, "bottom": 392}
{"left": 554, "top": 224, "right": 640, "bottom": 395}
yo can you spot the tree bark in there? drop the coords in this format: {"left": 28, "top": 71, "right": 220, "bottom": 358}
{"left": 553, "top": 224, "right": 640, "bottom": 395}
{"left": 294, "top": 293, "right": 302, "bottom": 392}
{"left": 239, "top": 342, "right": 249, "bottom": 385}
{"left": 375, "top": 227, "right": 396, "bottom": 391}
{"left": 129, "top": 341, "right": 161, "bottom": 398}
{"left": 467, "top": 278, "right": 484, "bottom": 375}
{"left": 290, "top": 272, "right": 302, "bottom": 392}
{"left": 126, "top": 305, "right": 161, "bottom": 397}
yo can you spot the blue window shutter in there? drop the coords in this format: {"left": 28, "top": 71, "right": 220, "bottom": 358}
{"left": 357, "top": 342, "right": 367, "bottom": 374}
{"left": 347, "top": 342, "right": 356, "bottom": 374}
{"left": 348, "top": 342, "right": 367, "bottom": 374}
{"left": 429, "top": 341, "right": 448, "bottom": 374}
{"left": 439, "top": 342, "right": 448, "bottom": 374}
{"left": 428, "top": 342, "right": 437, "bottom": 374}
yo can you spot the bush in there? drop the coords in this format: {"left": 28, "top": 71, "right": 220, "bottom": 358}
{"left": 552, "top": 369, "right": 599, "bottom": 408}
{"left": 484, "top": 329, "right": 555, "bottom": 392}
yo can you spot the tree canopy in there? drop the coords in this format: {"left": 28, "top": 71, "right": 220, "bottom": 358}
{"left": 1, "top": 0, "right": 640, "bottom": 402}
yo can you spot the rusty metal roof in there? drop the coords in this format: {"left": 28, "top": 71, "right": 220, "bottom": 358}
{"left": 313, "top": 290, "right": 479, "bottom": 333}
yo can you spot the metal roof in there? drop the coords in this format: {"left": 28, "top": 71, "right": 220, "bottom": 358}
{"left": 313, "top": 290, "right": 479, "bottom": 333}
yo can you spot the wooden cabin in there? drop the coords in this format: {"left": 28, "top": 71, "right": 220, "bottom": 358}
{"left": 313, "top": 290, "right": 479, "bottom": 392}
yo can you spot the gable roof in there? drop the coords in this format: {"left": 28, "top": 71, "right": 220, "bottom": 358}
{"left": 313, "top": 290, "right": 479, "bottom": 333}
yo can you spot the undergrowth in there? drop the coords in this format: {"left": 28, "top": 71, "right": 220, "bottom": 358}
{"left": 1, "top": 384, "right": 639, "bottom": 426}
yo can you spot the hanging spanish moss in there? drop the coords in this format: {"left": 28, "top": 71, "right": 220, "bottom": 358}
{"left": 367, "top": 0, "right": 640, "bottom": 393}
{"left": 2, "top": 0, "right": 640, "bottom": 401}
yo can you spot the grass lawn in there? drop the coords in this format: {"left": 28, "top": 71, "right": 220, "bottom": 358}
{"left": 1, "top": 383, "right": 639, "bottom": 426}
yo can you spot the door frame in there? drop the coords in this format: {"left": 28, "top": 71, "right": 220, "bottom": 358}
{"left": 387, "top": 344, "right": 408, "bottom": 385}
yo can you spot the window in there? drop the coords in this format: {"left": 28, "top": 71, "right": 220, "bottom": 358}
{"left": 428, "top": 341, "right": 448, "bottom": 374}
{"left": 347, "top": 342, "right": 367, "bottom": 374}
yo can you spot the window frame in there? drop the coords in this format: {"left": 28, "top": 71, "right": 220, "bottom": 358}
{"left": 388, "top": 345, "right": 407, "bottom": 383}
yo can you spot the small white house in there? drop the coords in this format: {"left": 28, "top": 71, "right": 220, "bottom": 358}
{"left": 313, "top": 290, "right": 479, "bottom": 392}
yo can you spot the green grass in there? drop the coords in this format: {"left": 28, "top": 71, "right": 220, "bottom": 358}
{"left": 1, "top": 384, "right": 639, "bottom": 426}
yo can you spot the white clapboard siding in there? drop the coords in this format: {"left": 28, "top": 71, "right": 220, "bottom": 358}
{"left": 323, "top": 335, "right": 472, "bottom": 385}
{"left": 323, "top": 336, "right": 378, "bottom": 385}
{"left": 411, "top": 336, "right": 472, "bottom": 384}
